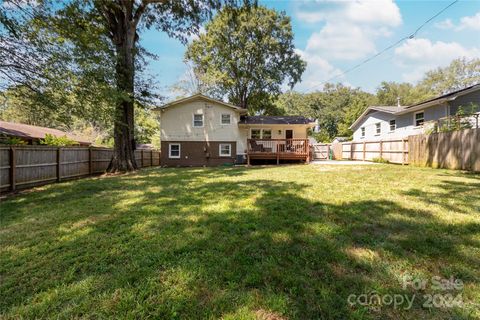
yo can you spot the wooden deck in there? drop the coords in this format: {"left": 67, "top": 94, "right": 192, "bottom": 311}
{"left": 246, "top": 139, "right": 310, "bottom": 165}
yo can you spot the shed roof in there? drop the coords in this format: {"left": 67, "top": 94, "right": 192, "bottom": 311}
{"left": 239, "top": 116, "right": 315, "bottom": 125}
{"left": 0, "top": 121, "right": 91, "bottom": 145}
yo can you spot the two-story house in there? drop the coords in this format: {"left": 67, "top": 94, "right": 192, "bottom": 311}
{"left": 153, "top": 94, "right": 315, "bottom": 166}
{"left": 350, "top": 84, "right": 480, "bottom": 141}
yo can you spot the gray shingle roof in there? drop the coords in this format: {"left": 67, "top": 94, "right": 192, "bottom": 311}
{"left": 239, "top": 116, "right": 315, "bottom": 125}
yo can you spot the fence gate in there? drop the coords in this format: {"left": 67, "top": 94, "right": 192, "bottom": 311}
{"left": 312, "top": 144, "right": 330, "bottom": 160}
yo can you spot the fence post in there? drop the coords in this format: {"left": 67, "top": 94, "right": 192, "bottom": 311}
{"left": 10, "top": 147, "right": 16, "bottom": 191}
{"left": 150, "top": 150, "right": 153, "bottom": 166}
{"left": 363, "top": 142, "right": 366, "bottom": 161}
{"left": 89, "top": 147, "right": 93, "bottom": 175}
{"left": 140, "top": 149, "right": 144, "bottom": 168}
{"left": 379, "top": 140, "right": 383, "bottom": 159}
{"left": 57, "top": 147, "right": 61, "bottom": 182}
{"left": 401, "top": 139, "right": 405, "bottom": 165}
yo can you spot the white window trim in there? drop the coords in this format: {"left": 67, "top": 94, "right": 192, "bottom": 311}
{"left": 168, "top": 143, "right": 181, "bottom": 159}
{"left": 219, "top": 143, "right": 231, "bottom": 157}
{"left": 220, "top": 113, "right": 231, "bottom": 125}
{"left": 262, "top": 129, "right": 272, "bottom": 139}
{"left": 193, "top": 114, "right": 204, "bottom": 128}
{"left": 375, "top": 122, "right": 381, "bottom": 136}
{"left": 413, "top": 110, "right": 425, "bottom": 127}
{"left": 389, "top": 119, "right": 396, "bottom": 132}
{"left": 250, "top": 128, "right": 272, "bottom": 139}
{"left": 360, "top": 127, "right": 365, "bottom": 138}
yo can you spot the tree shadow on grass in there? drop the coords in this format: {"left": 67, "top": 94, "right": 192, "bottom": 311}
{"left": 1, "top": 169, "right": 479, "bottom": 319}
{"left": 402, "top": 177, "right": 480, "bottom": 215}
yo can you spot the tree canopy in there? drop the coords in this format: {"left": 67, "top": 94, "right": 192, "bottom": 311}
{"left": 185, "top": 4, "right": 306, "bottom": 113}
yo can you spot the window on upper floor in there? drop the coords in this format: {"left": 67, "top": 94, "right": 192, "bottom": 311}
{"left": 193, "top": 114, "right": 203, "bottom": 127}
{"left": 361, "top": 127, "right": 365, "bottom": 138}
{"left": 221, "top": 114, "right": 231, "bottom": 125}
{"left": 375, "top": 123, "right": 381, "bottom": 135}
{"left": 414, "top": 111, "right": 424, "bottom": 127}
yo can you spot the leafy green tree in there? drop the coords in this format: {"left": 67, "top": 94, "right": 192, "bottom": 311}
{"left": 419, "top": 58, "right": 480, "bottom": 95}
{"left": 376, "top": 82, "right": 431, "bottom": 106}
{"left": 276, "top": 84, "right": 376, "bottom": 142}
{"left": 1, "top": 0, "right": 229, "bottom": 172}
{"left": 185, "top": 4, "right": 306, "bottom": 113}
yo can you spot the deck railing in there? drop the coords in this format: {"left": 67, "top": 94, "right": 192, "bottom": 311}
{"left": 247, "top": 139, "right": 309, "bottom": 155}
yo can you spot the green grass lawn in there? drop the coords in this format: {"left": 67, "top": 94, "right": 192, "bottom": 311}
{"left": 1, "top": 164, "right": 479, "bottom": 319}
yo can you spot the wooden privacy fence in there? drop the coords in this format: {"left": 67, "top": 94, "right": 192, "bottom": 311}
{"left": 408, "top": 128, "right": 479, "bottom": 171}
{"left": 340, "top": 139, "right": 408, "bottom": 164}
{"left": 311, "top": 143, "right": 330, "bottom": 160}
{"left": 0, "top": 146, "right": 161, "bottom": 193}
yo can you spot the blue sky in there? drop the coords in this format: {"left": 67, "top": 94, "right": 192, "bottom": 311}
{"left": 140, "top": 0, "right": 480, "bottom": 99}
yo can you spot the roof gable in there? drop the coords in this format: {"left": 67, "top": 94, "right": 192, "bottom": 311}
{"left": 154, "top": 94, "right": 245, "bottom": 112}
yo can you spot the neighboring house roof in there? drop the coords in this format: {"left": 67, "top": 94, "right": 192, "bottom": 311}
{"left": 239, "top": 116, "right": 315, "bottom": 125}
{"left": 350, "top": 84, "right": 480, "bottom": 129}
{"left": 153, "top": 93, "right": 247, "bottom": 112}
{"left": 136, "top": 143, "right": 155, "bottom": 149}
{"left": 349, "top": 106, "right": 401, "bottom": 129}
{"left": 0, "top": 121, "right": 91, "bottom": 145}
{"left": 407, "top": 83, "right": 480, "bottom": 109}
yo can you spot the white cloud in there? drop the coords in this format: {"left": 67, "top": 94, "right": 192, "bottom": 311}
{"left": 458, "top": 12, "right": 480, "bottom": 31}
{"left": 294, "top": 49, "right": 343, "bottom": 91}
{"left": 435, "top": 18, "right": 454, "bottom": 30}
{"left": 435, "top": 12, "right": 480, "bottom": 31}
{"left": 294, "top": 0, "right": 401, "bottom": 90}
{"left": 296, "top": 0, "right": 401, "bottom": 61}
{"left": 394, "top": 38, "right": 480, "bottom": 82}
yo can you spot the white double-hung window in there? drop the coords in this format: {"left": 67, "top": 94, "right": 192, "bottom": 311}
{"left": 169, "top": 143, "right": 181, "bottom": 158}
{"left": 250, "top": 129, "right": 271, "bottom": 139}
{"left": 193, "top": 114, "right": 204, "bottom": 127}
{"left": 375, "top": 123, "right": 381, "bottom": 135}
{"left": 219, "top": 143, "right": 231, "bottom": 157}
{"left": 389, "top": 120, "right": 396, "bottom": 132}
{"left": 221, "top": 114, "right": 231, "bottom": 125}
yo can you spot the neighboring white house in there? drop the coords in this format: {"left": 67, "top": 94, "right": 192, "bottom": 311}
{"left": 153, "top": 94, "right": 315, "bottom": 166}
{"left": 350, "top": 84, "right": 480, "bottom": 141}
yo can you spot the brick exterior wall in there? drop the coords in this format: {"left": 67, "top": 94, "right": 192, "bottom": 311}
{"left": 161, "top": 141, "right": 237, "bottom": 167}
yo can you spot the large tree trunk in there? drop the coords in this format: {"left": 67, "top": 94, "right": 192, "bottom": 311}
{"left": 107, "top": 21, "right": 138, "bottom": 172}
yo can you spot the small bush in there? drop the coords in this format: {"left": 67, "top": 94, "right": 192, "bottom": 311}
{"left": 372, "top": 157, "right": 389, "bottom": 164}
{"left": 40, "top": 134, "right": 78, "bottom": 146}
{"left": 1, "top": 137, "right": 28, "bottom": 145}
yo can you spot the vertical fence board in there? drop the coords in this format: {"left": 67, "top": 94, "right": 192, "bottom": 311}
{"left": 408, "top": 128, "right": 479, "bottom": 171}
{"left": 1, "top": 146, "right": 160, "bottom": 193}
{"left": 0, "top": 147, "right": 11, "bottom": 192}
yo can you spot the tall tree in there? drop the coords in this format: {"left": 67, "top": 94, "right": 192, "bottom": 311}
{"left": 276, "top": 84, "right": 376, "bottom": 142}
{"left": 1, "top": 0, "right": 226, "bottom": 172}
{"left": 91, "top": 0, "right": 223, "bottom": 172}
{"left": 419, "top": 58, "right": 480, "bottom": 95}
{"left": 185, "top": 4, "right": 305, "bottom": 113}
{"left": 376, "top": 82, "right": 431, "bottom": 106}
